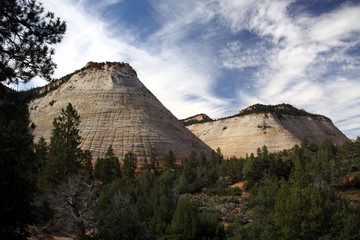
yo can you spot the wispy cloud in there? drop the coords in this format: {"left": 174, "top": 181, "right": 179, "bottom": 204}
{"left": 28, "top": 0, "right": 360, "bottom": 138}
{"left": 217, "top": 0, "right": 360, "bottom": 138}
{"left": 220, "top": 41, "right": 268, "bottom": 69}
{"left": 40, "top": 0, "right": 229, "bottom": 118}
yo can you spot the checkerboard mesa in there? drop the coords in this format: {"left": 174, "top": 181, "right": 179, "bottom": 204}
{"left": 28, "top": 62, "right": 212, "bottom": 162}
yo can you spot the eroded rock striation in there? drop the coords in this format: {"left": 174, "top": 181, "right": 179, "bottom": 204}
{"left": 186, "top": 104, "right": 349, "bottom": 158}
{"left": 29, "top": 62, "right": 212, "bottom": 161}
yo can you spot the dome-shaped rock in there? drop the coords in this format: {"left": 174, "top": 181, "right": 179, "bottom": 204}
{"left": 29, "top": 62, "right": 212, "bottom": 161}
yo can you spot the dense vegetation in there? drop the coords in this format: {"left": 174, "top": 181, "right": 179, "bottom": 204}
{"left": 2, "top": 89, "right": 359, "bottom": 239}
{"left": 0, "top": 86, "right": 37, "bottom": 239}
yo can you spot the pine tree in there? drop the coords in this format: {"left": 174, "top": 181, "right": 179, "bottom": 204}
{"left": 123, "top": 151, "right": 137, "bottom": 179}
{"left": 169, "top": 197, "right": 200, "bottom": 240}
{"left": 0, "top": 93, "right": 36, "bottom": 239}
{"left": 0, "top": 0, "right": 66, "bottom": 83}
{"left": 164, "top": 150, "right": 176, "bottom": 170}
{"left": 81, "top": 150, "right": 93, "bottom": 184}
{"left": 34, "top": 137, "right": 48, "bottom": 174}
{"left": 94, "top": 145, "right": 121, "bottom": 184}
{"left": 39, "top": 103, "right": 82, "bottom": 189}
{"left": 274, "top": 146, "right": 334, "bottom": 239}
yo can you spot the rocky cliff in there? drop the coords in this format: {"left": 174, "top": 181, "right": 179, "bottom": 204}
{"left": 181, "top": 113, "right": 213, "bottom": 126}
{"left": 186, "top": 104, "right": 349, "bottom": 158}
{"left": 28, "top": 62, "right": 212, "bottom": 161}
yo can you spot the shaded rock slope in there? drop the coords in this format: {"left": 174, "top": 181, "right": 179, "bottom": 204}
{"left": 186, "top": 104, "right": 349, "bottom": 158}
{"left": 28, "top": 62, "right": 212, "bottom": 161}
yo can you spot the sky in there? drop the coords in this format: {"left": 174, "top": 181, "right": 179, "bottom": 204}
{"left": 23, "top": 0, "right": 360, "bottom": 139}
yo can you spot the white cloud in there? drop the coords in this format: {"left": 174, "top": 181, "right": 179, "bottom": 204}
{"left": 39, "top": 0, "right": 228, "bottom": 119}
{"left": 217, "top": 0, "right": 360, "bottom": 138}
{"left": 25, "top": 0, "right": 360, "bottom": 138}
{"left": 309, "top": 5, "right": 360, "bottom": 44}
{"left": 220, "top": 41, "right": 268, "bottom": 69}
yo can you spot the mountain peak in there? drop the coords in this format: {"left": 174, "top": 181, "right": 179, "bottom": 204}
{"left": 28, "top": 63, "right": 212, "bottom": 161}
{"left": 181, "top": 114, "right": 213, "bottom": 126}
{"left": 186, "top": 103, "right": 348, "bottom": 158}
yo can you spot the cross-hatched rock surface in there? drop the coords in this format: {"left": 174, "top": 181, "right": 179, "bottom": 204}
{"left": 29, "top": 62, "right": 212, "bottom": 161}
{"left": 186, "top": 108, "right": 349, "bottom": 159}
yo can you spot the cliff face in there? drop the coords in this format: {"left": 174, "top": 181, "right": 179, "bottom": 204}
{"left": 186, "top": 105, "right": 349, "bottom": 158}
{"left": 28, "top": 62, "right": 212, "bottom": 161}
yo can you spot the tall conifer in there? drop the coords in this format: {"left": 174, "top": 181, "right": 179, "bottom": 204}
{"left": 40, "top": 103, "right": 82, "bottom": 188}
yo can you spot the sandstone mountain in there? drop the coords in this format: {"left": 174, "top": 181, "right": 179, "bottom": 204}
{"left": 28, "top": 62, "right": 212, "bottom": 161}
{"left": 185, "top": 104, "right": 349, "bottom": 158}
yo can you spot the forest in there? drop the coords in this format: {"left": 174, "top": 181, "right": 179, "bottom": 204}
{"left": 1, "top": 91, "right": 359, "bottom": 240}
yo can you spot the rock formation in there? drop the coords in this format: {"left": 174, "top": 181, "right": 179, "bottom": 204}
{"left": 181, "top": 114, "right": 213, "bottom": 126}
{"left": 28, "top": 62, "right": 212, "bottom": 161}
{"left": 185, "top": 104, "right": 349, "bottom": 158}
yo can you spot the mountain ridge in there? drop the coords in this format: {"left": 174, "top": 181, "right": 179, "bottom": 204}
{"left": 185, "top": 104, "right": 348, "bottom": 158}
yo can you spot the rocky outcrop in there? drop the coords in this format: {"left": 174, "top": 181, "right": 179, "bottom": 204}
{"left": 186, "top": 104, "right": 349, "bottom": 158}
{"left": 28, "top": 62, "right": 212, "bottom": 161}
{"left": 181, "top": 114, "right": 213, "bottom": 126}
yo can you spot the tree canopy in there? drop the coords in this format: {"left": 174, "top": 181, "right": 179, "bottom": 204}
{"left": 0, "top": 0, "right": 66, "bottom": 83}
{"left": 39, "top": 103, "right": 82, "bottom": 189}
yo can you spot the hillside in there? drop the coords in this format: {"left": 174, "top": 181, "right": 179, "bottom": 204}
{"left": 186, "top": 104, "right": 349, "bottom": 158}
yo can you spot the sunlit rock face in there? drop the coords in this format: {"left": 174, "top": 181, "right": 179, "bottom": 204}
{"left": 186, "top": 104, "right": 349, "bottom": 159}
{"left": 29, "top": 62, "right": 212, "bottom": 161}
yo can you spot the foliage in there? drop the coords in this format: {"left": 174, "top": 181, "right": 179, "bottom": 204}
{"left": 96, "top": 179, "right": 147, "bottom": 240}
{"left": 164, "top": 150, "right": 176, "bottom": 170}
{"left": 34, "top": 137, "right": 48, "bottom": 175}
{"left": 0, "top": 91, "right": 36, "bottom": 239}
{"left": 140, "top": 148, "right": 160, "bottom": 175}
{"left": 2, "top": 88, "right": 359, "bottom": 240}
{"left": 169, "top": 196, "right": 225, "bottom": 240}
{"left": 81, "top": 150, "right": 93, "bottom": 184}
{"left": 94, "top": 145, "right": 121, "bottom": 184}
{"left": 169, "top": 197, "right": 200, "bottom": 239}
{"left": 227, "top": 139, "right": 360, "bottom": 240}
{"left": 46, "top": 174, "right": 99, "bottom": 236}
{"left": 123, "top": 151, "right": 137, "bottom": 179}
{"left": 242, "top": 146, "right": 292, "bottom": 190}
{"left": 0, "top": 0, "right": 66, "bottom": 83}
{"left": 38, "top": 103, "right": 83, "bottom": 189}
{"left": 218, "top": 157, "right": 244, "bottom": 184}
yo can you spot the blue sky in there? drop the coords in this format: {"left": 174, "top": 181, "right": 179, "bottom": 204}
{"left": 26, "top": 0, "right": 360, "bottom": 138}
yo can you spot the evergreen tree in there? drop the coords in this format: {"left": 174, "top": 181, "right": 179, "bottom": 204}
{"left": 34, "top": 137, "right": 48, "bottom": 174}
{"left": 94, "top": 145, "right": 121, "bottom": 184}
{"left": 123, "top": 151, "right": 137, "bottom": 179}
{"left": 149, "top": 171, "right": 178, "bottom": 237}
{"left": 169, "top": 197, "right": 200, "bottom": 240}
{"left": 39, "top": 103, "right": 82, "bottom": 189}
{"left": 96, "top": 179, "right": 148, "bottom": 239}
{"left": 164, "top": 150, "right": 176, "bottom": 170}
{"left": 0, "top": 93, "right": 36, "bottom": 239}
{"left": 0, "top": 0, "right": 66, "bottom": 83}
{"left": 140, "top": 150, "right": 160, "bottom": 175}
{"left": 274, "top": 149, "right": 334, "bottom": 240}
{"left": 81, "top": 150, "right": 93, "bottom": 184}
